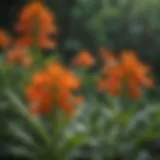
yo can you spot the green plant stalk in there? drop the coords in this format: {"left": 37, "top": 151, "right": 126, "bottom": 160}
{"left": 0, "top": 63, "right": 11, "bottom": 88}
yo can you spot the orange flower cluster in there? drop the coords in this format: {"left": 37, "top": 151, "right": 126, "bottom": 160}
{"left": 0, "top": 29, "right": 10, "bottom": 49}
{"left": 15, "top": 1, "right": 57, "bottom": 48}
{"left": 7, "top": 47, "right": 32, "bottom": 68}
{"left": 72, "top": 50, "right": 95, "bottom": 68}
{"left": 26, "top": 62, "right": 83, "bottom": 114}
{"left": 98, "top": 49, "right": 154, "bottom": 99}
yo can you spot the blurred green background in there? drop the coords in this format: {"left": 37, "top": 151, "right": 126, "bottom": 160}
{"left": 1, "top": 0, "right": 160, "bottom": 70}
{"left": 0, "top": 0, "right": 159, "bottom": 100}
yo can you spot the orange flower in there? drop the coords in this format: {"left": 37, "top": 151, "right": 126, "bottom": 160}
{"left": 39, "top": 33, "right": 56, "bottom": 49}
{"left": 0, "top": 29, "right": 10, "bottom": 49}
{"left": 26, "top": 62, "right": 83, "bottom": 115}
{"left": 15, "top": 1, "right": 57, "bottom": 49}
{"left": 98, "top": 69, "right": 122, "bottom": 96}
{"left": 15, "top": 36, "right": 33, "bottom": 47}
{"left": 6, "top": 47, "right": 32, "bottom": 67}
{"left": 46, "top": 62, "right": 66, "bottom": 79}
{"left": 61, "top": 71, "right": 80, "bottom": 89}
{"left": 26, "top": 86, "right": 52, "bottom": 114}
{"left": 121, "top": 51, "right": 139, "bottom": 73}
{"left": 32, "top": 72, "right": 53, "bottom": 86}
{"left": 121, "top": 51, "right": 153, "bottom": 85}
{"left": 98, "top": 51, "right": 153, "bottom": 99}
{"left": 106, "top": 78, "right": 121, "bottom": 96}
{"left": 98, "top": 50, "right": 123, "bottom": 96}
{"left": 16, "top": 1, "right": 47, "bottom": 34}
{"left": 72, "top": 50, "right": 95, "bottom": 68}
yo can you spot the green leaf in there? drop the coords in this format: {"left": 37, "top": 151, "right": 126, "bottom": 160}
{"left": 5, "top": 89, "right": 49, "bottom": 144}
{"left": 8, "top": 122, "right": 39, "bottom": 149}
{"left": 9, "top": 145, "right": 33, "bottom": 158}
